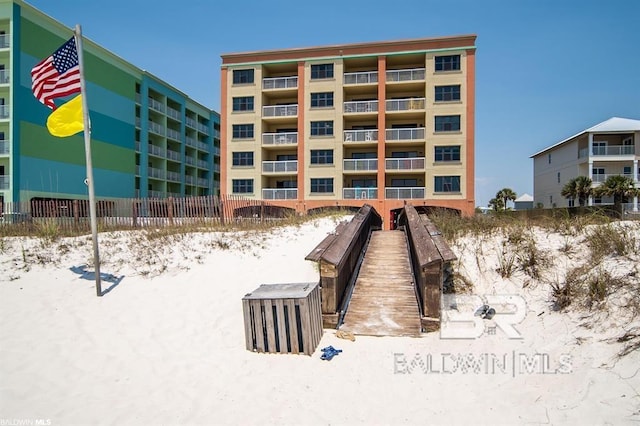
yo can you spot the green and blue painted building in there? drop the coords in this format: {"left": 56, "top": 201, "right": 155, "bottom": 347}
{"left": 0, "top": 0, "right": 220, "bottom": 208}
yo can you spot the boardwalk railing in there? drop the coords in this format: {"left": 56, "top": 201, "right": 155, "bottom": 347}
{"left": 397, "top": 205, "right": 457, "bottom": 331}
{"left": 0, "top": 195, "right": 279, "bottom": 234}
{"left": 305, "top": 204, "right": 382, "bottom": 328}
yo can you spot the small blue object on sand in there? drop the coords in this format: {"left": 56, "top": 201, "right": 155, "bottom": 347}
{"left": 320, "top": 345, "right": 342, "bottom": 361}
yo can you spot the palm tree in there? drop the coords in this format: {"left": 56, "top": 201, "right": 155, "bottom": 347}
{"left": 594, "top": 175, "right": 638, "bottom": 212}
{"left": 561, "top": 176, "right": 593, "bottom": 206}
{"left": 496, "top": 188, "right": 517, "bottom": 211}
{"left": 488, "top": 197, "right": 504, "bottom": 212}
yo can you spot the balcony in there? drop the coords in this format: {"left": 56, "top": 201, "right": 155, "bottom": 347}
{"left": 148, "top": 98, "right": 165, "bottom": 113}
{"left": 166, "top": 149, "right": 180, "bottom": 161}
{"left": 197, "top": 159, "right": 208, "bottom": 168}
{"left": 197, "top": 178, "right": 209, "bottom": 187}
{"left": 167, "top": 107, "right": 180, "bottom": 121}
{"left": 0, "top": 105, "right": 10, "bottom": 119}
{"left": 263, "top": 76, "right": 298, "bottom": 90}
{"left": 0, "top": 175, "right": 9, "bottom": 189}
{"left": 186, "top": 137, "right": 197, "bottom": 148}
{"left": 262, "top": 160, "right": 298, "bottom": 174}
{"left": 212, "top": 146, "right": 221, "bottom": 156}
{"left": 385, "top": 187, "right": 425, "bottom": 199}
{"left": 185, "top": 156, "right": 195, "bottom": 166}
{"left": 343, "top": 187, "right": 378, "bottom": 199}
{"left": 148, "top": 121, "right": 165, "bottom": 136}
{"left": 166, "top": 171, "right": 181, "bottom": 182}
{"left": 148, "top": 167, "right": 166, "bottom": 180}
{"left": 385, "top": 127, "right": 425, "bottom": 141}
{"left": 344, "top": 129, "right": 378, "bottom": 143}
{"left": 197, "top": 141, "right": 210, "bottom": 151}
{"left": 262, "top": 132, "right": 298, "bottom": 146}
{"left": 385, "top": 157, "right": 425, "bottom": 171}
{"left": 592, "top": 173, "right": 636, "bottom": 183}
{"left": 343, "top": 158, "right": 378, "bottom": 172}
{"left": 344, "top": 100, "right": 378, "bottom": 114}
{"left": 148, "top": 144, "right": 165, "bottom": 157}
{"left": 263, "top": 104, "right": 298, "bottom": 117}
{"left": 263, "top": 188, "right": 297, "bottom": 200}
{"left": 166, "top": 128, "right": 181, "bottom": 141}
{"left": 0, "top": 69, "right": 10, "bottom": 84}
{"left": 185, "top": 175, "right": 195, "bottom": 185}
{"left": 197, "top": 123, "right": 209, "bottom": 135}
{"left": 0, "top": 140, "right": 10, "bottom": 154}
{"left": 386, "top": 98, "right": 425, "bottom": 112}
{"left": 0, "top": 34, "right": 10, "bottom": 49}
{"left": 344, "top": 71, "right": 378, "bottom": 85}
{"left": 186, "top": 117, "right": 197, "bottom": 129}
{"left": 386, "top": 68, "right": 425, "bottom": 83}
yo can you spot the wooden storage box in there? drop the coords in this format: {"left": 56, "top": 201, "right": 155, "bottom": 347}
{"left": 242, "top": 282, "right": 323, "bottom": 355}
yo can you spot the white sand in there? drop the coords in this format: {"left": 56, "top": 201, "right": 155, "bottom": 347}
{"left": 1, "top": 216, "right": 639, "bottom": 425}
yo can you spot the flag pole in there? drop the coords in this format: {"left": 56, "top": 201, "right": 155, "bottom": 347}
{"left": 74, "top": 24, "right": 102, "bottom": 297}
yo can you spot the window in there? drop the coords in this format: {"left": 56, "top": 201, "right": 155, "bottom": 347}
{"left": 435, "top": 85, "right": 461, "bottom": 101}
{"left": 435, "top": 115, "right": 461, "bottom": 132}
{"left": 557, "top": 172, "right": 561, "bottom": 183}
{"left": 435, "top": 146, "right": 461, "bottom": 162}
{"left": 593, "top": 141, "right": 607, "bottom": 155}
{"left": 391, "top": 151, "right": 418, "bottom": 158}
{"left": 623, "top": 166, "right": 632, "bottom": 176}
{"left": 310, "top": 178, "right": 333, "bottom": 193}
{"left": 568, "top": 198, "right": 575, "bottom": 207}
{"left": 232, "top": 124, "right": 254, "bottom": 139}
{"left": 232, "top": 152, "right": 254, "bottom": 166}
{"left": 352, "top": 178, "right": 376, "bottom": 187}
{"left": 435, "top": 55, "right": 461, "bottom": 71}
{"left": 434, "top": 176, "right": 461, "bottom": 192}
{"left": 311, "top": 92, "right": 334, "bottom": 108}
{"left": 592, "top": 167, "right": 605, "bottom": 182}
{"left": 311, "top": 64, "right": 334, "bottom": 79}
{"left": 391, "top": 178, "right": 418, "bottom": 187}
{"left": 310, "top": 121, "right": 333, "bottom": 136}
{"left": 352, "top": 152, "right": 377, "bottom": 159}
{"left": 232, "top": 96, "right": 254, "bottom": 112}
{"left": 276, "top": 180, "right": 297, "bottom": 189}
{"left": 232, "top": 179, "right": 253, "bottom": 194}
{"left": 548, "top": 154, "right": 551, "bottom": 164}
{"left": 232, "top": 69, "right": 254, "bottom": 84}
{"left": 310, "top": 149, "right": 334, "bottom": 165}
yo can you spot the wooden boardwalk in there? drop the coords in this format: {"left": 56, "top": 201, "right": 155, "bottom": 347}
{"left": 340, "top": 230, "right": 422, "bottom": 337}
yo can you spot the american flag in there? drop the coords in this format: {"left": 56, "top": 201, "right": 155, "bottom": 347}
{"left": 31, "top": 37, "right": 81, "bottom": 110}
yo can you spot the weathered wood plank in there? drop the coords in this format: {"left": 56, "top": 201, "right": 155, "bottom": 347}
{"left": 340, "top": 230, "right": 421, "bottom": 337}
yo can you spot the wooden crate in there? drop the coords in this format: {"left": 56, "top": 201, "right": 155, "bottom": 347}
{"left": 242, "top": 282, "right": 323, "bottom": 355}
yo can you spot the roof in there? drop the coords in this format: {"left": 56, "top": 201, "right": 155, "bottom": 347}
{"left": 530, "top": 117, "right": 640, "bottom": 158}
{"left": 515, "top": 193, "right": 534, "bottom": 202}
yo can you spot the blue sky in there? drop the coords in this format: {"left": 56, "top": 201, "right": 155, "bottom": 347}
{"left": 26, "top": 0, "right": 640, "bottom": 207}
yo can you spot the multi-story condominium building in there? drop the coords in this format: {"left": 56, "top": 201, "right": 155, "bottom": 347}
{"left": 0, "top": 0, "right": 220, "bottom": 208}
{"left": 531, "top": 117, "right": 640, "bottom": 208}
{"left": 220, "top": 35, "right": 476, "bottom": 227}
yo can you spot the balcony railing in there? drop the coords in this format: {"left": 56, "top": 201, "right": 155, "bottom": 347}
{"left": 344, "top": 129, "right": 378, "bottom": 143}
{"left": 197, "top": 123, "right": 209, "bottom": 135}
{"left": 186, "top": 137, "right": 197, "bottom": 148}
{"left": 197, "top": 159, "right": 208, "bottom": 169}
{"left": 197, "top": 141, "right": 210, "bottom": 152}
{"left": 0, "top": 175, "right": 9, "bottom": 189}
{"left": 197, "top": 178, "right": 209, "bottom": 187}
{"left": 263, "top": 188, "right": 297, "bottom": 200}
{"left": 263, "top": 104, "right": 298, "bottom": 117}
{"left": 148, "top": 121, "right": 165, "bottom": 135}
{"left": 166, "top": 149, "right": 180, "bottom": 161}
{"left": 212, "top": 146, "right": 221, "bottom": 156}
{"left": 344, "top": 71, "right": 378, "bottom": 85}
{"left": 186, "top": 117, "right": 197, "bottom": 129}
{"left": 386, "top": 68, "right": 425, "bottom": 82}
{"left": 185, "top": 175, "right": 195, "bottom": 185}
{"left": 149, "top": 190, "right": 164, "bottom": 198}
{"left": 0, "top": 69, "right": 9, "bottom": 84}
{"left": 385, "top": 157, "right": 425, "bottom": 171}
{"left": 262, "top": 160, "right": 298, "bottom": 173}
{"left": 343, "top": 158, "right": 378, "bottom": 171}
{"left": 0, "top": 140, "right": 10, "bottom": 154}
{"left": 0, "top": 34, "right": 10, "bottom": 48}
{"left": 166, "top": 128, "right": 181, "bottom": 141}
{"left": 385, "top": 187, "right": 425, "bottom": 199}
{"left": 593, "top": 145, "right": 635, "bottom": 156}
{"left": 148, "top": 98, "right": 165, "bottom": 113}
{"left": 185, "top": 156, "right": 195, "bottom": 166}
{"left": 385, "top": 127, "right": 425, "bottom": 141}
{"left": 166, "top": 171, "right": 181, "bottom": 182}
{"left": 262, "top": 132, "right": 298, "bottom": 145}
{"left": 592, "top": 173, "right": 636, "bottom": 183}
{"left": 148, "top": 144, "right": 165, "bottom": 157}
{"left": 344, "top": 100, "right": 378, "bottom": 114}
{"left": 148, "top": 167, "right": 166, "bottom": 180}
{"left": 343, "top": 187, "right": 378, "bottom": 199}
{"left": 0, "top": 105, "right": 10, "bottom": 119}
{"left": 386, "top": 98, "right": 425, "bottom": 112}
{"left": 167, "top": 107, "right": 180, "bottom": 120}
{"left": 263, "top": 76, "right": 298, "bottom": 90}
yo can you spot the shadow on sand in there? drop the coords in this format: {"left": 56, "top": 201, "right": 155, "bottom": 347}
{"left": 70, "top": 265, "right": 125, "bottom": 296}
